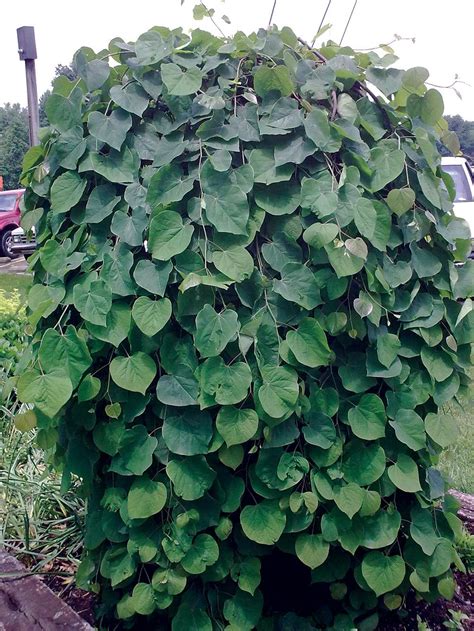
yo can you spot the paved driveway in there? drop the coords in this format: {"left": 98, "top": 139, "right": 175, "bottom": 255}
{"left": 0, "top": 256, "right": 28, "bottom": 274}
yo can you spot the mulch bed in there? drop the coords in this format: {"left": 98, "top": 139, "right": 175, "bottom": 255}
{"left": 41, "top": 491, "right": 474, "bottom": 630}
{"left": 43, "top": 568, "right": 96, "bottom": 627}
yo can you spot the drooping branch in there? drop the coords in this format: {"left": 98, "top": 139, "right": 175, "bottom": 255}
{"left": 297, "top": 37, "right": 392, "bottom": 132}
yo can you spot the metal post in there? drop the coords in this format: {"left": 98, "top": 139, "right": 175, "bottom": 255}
{"left": 17, "top": 26, "right": 39, "bottom": 146}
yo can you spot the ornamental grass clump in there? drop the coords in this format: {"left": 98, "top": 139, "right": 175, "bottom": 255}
{"left": 18, "top": 25, "right": 473, "bottom": 629}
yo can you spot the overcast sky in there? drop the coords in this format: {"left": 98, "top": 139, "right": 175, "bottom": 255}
{"left": 2, "top": 0, "right": 473, "bottom": 119}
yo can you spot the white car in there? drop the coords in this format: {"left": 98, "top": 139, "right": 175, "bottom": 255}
{"left": 10, "top": 226, "right": 36, "bottom": 258}
{"left": 441, "top": 156, "right": 474, "bottom": 256}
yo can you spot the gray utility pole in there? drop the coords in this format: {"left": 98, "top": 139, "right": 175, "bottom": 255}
{"left": 17, "top": 26, "right": 39, "bottom": 146}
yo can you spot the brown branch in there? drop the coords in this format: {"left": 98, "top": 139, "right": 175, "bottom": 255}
{"left": 330, "top": 90, "right": 338, "bottom": 120}
{"left": 297, "top": 37, "right": 392, "bottom": 133}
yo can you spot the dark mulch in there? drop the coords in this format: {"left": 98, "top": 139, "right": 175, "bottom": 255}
{"left": 379, "top": 569, "right": 473, "bottom": 630}
{"left": 43, "top": 573, "right": 96, "bottom": 626}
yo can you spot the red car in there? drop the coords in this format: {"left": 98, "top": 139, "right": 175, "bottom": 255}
{"left": 0, "top": 189, "right": 24, "bottom": 258}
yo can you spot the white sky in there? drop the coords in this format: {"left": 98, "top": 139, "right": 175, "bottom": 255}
{"left": 2, "top": 0, "right": 473, "bottom": 119}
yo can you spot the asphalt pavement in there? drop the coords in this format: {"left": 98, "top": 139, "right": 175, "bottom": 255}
{"left": 0, "top": 256, "right": 29, "bottom": 274}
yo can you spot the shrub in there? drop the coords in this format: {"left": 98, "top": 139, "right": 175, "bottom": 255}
{"left": 18, "top": 26, "right": 473, "bottom": 629}
{"left": 0, "top": 288, "right": 26, "bottom": 381}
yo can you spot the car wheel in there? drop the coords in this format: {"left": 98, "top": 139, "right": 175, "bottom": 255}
{"left": 0, "top": 230, "right": 19, "bottom": 259}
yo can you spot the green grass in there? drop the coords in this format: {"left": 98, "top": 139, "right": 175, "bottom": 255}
{"left": 0, "top": 272, "right": 32, "bottom": 302}
{"left": 439, "top": 387, "right": 474, "bottom": 494}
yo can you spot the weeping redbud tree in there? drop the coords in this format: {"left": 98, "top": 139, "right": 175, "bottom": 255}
{"left": 17, "top": 24, "right": 473, "bottom": 630}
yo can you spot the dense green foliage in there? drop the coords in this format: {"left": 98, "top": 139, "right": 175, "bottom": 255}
{"left": 0, "top": 104, "right": 29, "bottom": 190}
{"left": 443, "top": 115, "right": 474, "bottom": 158}
{"left": 0, "top": 289, "right": 26, "bottom": 377}
{"left": 18, "top": 25, "right": 474, "bottom": 629}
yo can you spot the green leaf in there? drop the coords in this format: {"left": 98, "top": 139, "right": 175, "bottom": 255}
{"left": 258, "top": 365, "right": 299, "bottom": 419}
{"left": 377, "top": 333, "right": 401, "bottom": 368}
{"left": 147, "top": 164, "right": 195, "bottom": 206}
{"left": 13, "top": 410, "right": 37, "bottom": 432}
{"left": 162, "top": 63, "right": 204, "bottom": 96}
{"left": 388, "top": 454, "right": 422, "bottom": 492}
{"left": 333, "top": 483, "right": 365, "bottom": 518}
{"left": 130, "top": 583, "right": 155, "bottom": 616}
{"left": 73, "top": 280, "right": 112, "bottom": 326}
{"left": 45, "top": 93, "right": 82, "bottom": 132}
{"left": 50, "top": 171, "right": 87, "bottom": 213}
{"left": 152, "top": 567, "right": 187, "bottom": 596}
{"left": 217, "top": 407, "right": 259, "bottom": 447}
{"left": 87, "top": 109, "right": 131, "bottom": 151}
{"left": 39, "top": 326, "right": 92, "bottom": 389}
{"left": 235, "top": 558, "right": 261, "bottom": 596}
{"left": 361, "top": 508, "right": 401, "bottom": 548}
{"left": 248, "top": 147, "right": 294, "bottom": 185}
{"left": 366, "top": 67, "right": 405, "bottom": 96}
{"left": 295, "top": 534, "right": 330, "bottom": 569}
{"left": 149, "top": 211, "right": 194, "bottom": 261}
{"left": 200, "top": 357, "right": 252, "bottom": 405}
{"left": 389, "top": 409, "right": 426, "bottom": 451}
{"left": 273, "top": 262, "right": 321, "bottom": 309}
{"left": 132, "top": 297, "right": 172, "bottom": 336}
{"left": 156, "top": 374, "right": 199, "bottom": 407}
{"left": 343, "top": 443, "right": 386, "bottom": 486}
{"left": 240, "top": 500, "right": 286, "bottom": 545}
{"left": 110, "top": 352, "right": 157, "bottom": 394}
{"left": 425, "top": 412, "right": 458, "bottom": 448}
{"left": 253, "top": 65, "right": 295, "bottom": 97}
{"left": 17, "top": 369, "right": 72, "bottom": 418}
{"left": 354, "top": 198, "right": 377, "bottom": 239}
{"left": 166, "top": 456, "right": 216, "bottom": 501}
{"left": 201, "top": 163, "right": 250, "bottom": 235}
{"left": 368, "top": 144, "right": 405, "bottom": 192}
{"left": 135, "top": 30, "right": 172, "bottom": 65}
{"left": 194, "top": 304, "right": 239, "bottom": 358}
{"left": 302, "top": 412, "right": 336, "bottom": 448}
{"left": 133, "top": 259, "right": 171, "bottom": 297}
{"left": 213, "top": 247, "right": 254, "bottom": 281}
{"left": 362, "top": 552, "right": 406, "bottom": 596}
{"left": 110, "top": 83, "right": 149, "bottom": 117}
{"left": 109, "top": 425, "right": 157, "bottom": 476}
{"left": 127, "top": 477, "right": 167, "bottom": 519}
{"left": 181, "top": 534, "right": 219, "bottom": 574}
{"left": 420, "top": 346, "right": 453, "bottom": 382}
{"left": 325, "top": 241, "right": 365, "bottom": 277}
{"left": 86, "top": 301, "right": 131, "bottom": 347}
{"left": 223, "top": 589, "right": 263, "bottom": 630}
{"left": 111, "top": 207, "right": 147, "bottom": 247}
{"left": 411, "top": 244, "right": 442, "bottom": 279}
{"left": 304, "top": 108, "right": 341, "bottom": 153}
{"left": 100, "top": 546, "right": 137, "bottom": 588}
{"left": 162, "top": 409, "right": 213, "bottom": 455}
{"left": 286, "top": 317, "right": 331, "bottom": 368}
{"left": 254, "top": 181, "right": 301, "bottom": 216}
{"left": 303, "top": 222, "right": 338, "bottom": 248}
{"left": 348, "top": 394, "right": 386, "bottom": 440}
{"left": 420, "top": 89, "right": 444, "bottom": 125}
{"left": 172, "top": 606, "right": 212, "bottom": 631}
{"left": 84, "top": 184, "right": 120, "bottom": 224}
{"left": 86, "top": 146, "right": 139, "bottom": 183}
{"left": 274, "top": 133, "right": 316, "bottom": 166}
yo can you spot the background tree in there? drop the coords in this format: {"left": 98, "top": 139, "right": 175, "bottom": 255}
{"left": 0, "top": 104, "right": 29, "bottom": 189}
{"left": 0, "top": 64, "right": 77, "bottom": 188}
{"left": 39, "top": 63, "right": 77, "bottom": 126}
{"left": 444, "top": 115, "right": 474, "bottom": 158}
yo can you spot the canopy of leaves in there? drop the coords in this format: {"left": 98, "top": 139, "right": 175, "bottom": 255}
{"left": 18, "top": 22, "right": 472, "bottom": 630}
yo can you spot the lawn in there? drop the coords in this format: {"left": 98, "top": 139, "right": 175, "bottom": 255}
{"left": 440, "top": 389, "right": 474, "bottom": 494}
{"left": 0, "top": 272, "right": 32, "bottom": 302}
